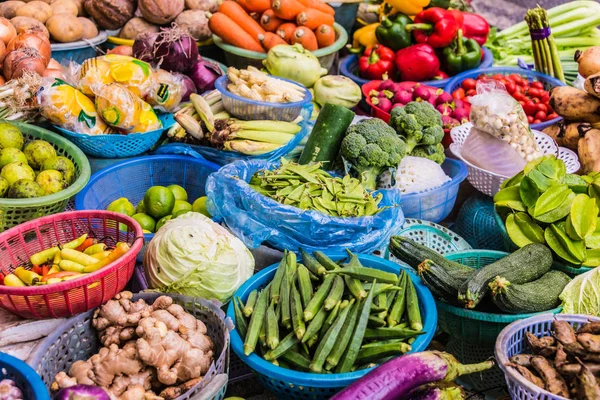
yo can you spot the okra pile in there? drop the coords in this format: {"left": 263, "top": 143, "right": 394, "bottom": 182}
{"left": 233, "top": 249, "right": 424, "bottom": 373}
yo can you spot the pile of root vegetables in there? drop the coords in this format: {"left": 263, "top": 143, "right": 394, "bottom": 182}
{"left": 52, "top": 292, "right": 215, "bottom": 400}
{"left": 507, "top": 320, "right": 600, "bottom": 399}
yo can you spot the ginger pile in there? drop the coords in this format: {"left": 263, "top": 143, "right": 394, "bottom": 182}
{"left": 52, "top": 292, "right": 214, "bottom": 400}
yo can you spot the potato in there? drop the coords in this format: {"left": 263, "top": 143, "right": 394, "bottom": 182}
{"left": 119, "top": 17, "right": 159, "bottom": 40}
{"left": 175, "top": 10, "right": 210, "bottom": 41}
{"left": 24, "top": 0, "right": 51, "bottom": 3}
{"left": 10, "top": 16, "right": 50, "bottom": 37}
{"left": 46, "top": 13, "right": 82, "bottom": 42}
{"left": 184, "top": 0, "right": 218, "bottom": 12}
{"left": 0, "top": 1, "right": 26, "bottom": 19}
{"left": 15, "top": 1, "right": 53, "bottom": 23}
{"left": 77, "top": 17, "right": 97, "bottom": 38}
{"left": 50, "top": 0, "right": 78, "bottom": 16}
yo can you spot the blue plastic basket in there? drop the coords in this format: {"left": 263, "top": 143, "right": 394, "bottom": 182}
{"left": 400, "top": 158, "right": 468, "bottom": 223}
{"left": 451, "top": 193, "right": 506, "bottom": 251}
{"left": 54, "top": 113, "right": 175, "bottom": 158}
{"left": 75, "top": 155, "right": 220, "bottom": 262}
{"left": 0, "top": 352, "right": 49, "bottom": 400}
{"left": 51, "top": 32, "right": 108, "bottom": 64}
{"left": 339, "top": 47, "right": 494, "bottom": 88}
{"left": 444, "top": 67, "right": 567, "bottom": 131}
{"left": 226, "top": 251, "right": 437, "bottom": 400}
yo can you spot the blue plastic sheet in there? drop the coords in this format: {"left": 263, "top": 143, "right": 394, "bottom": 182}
{"left": 206, "top": 159, "right": 405, "bottom": 253}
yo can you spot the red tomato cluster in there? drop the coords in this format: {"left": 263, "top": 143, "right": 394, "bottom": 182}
{"left": 451, "top": 73, "right": 559, "bottom": 124}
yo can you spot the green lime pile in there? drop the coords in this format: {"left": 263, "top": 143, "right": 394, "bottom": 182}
{"left": 0, "top": 122, "right": 75, "bottom": 199}
{"left": 106, "top": 184, "right": 211, "bottom": 234}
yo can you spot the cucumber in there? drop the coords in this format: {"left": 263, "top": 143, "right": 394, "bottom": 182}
{"left": 489, "top": 271, "right": 571, "bottom": 314}
{"left": 298, "top": 103, "right": 355, "bottom": 169}
{"left": 458, "top": 243, "right": 553, "bottom": 309}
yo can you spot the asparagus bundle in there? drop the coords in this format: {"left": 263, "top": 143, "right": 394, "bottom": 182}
{"left": 525, "top": 6, "right": 565, "bottom": 82}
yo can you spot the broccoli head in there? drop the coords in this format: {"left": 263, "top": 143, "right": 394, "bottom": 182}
{"left": 411, "top": 143, "right": 446, "bottom": 164}
{"left": 340, "top": 118, "right": 407, "bottom": 190}
{"left": 390, "top": 101, "right": 444, "bottom": 152}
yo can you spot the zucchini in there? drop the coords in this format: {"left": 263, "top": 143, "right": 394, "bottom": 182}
{"left": 458, "top": 243, "right": 553, "bottom": 309}
{"left": 489, "top": 271, "right": 571, "bottom": 314}
{"left": 298, "top": 103, "right": 355, "bottom": 169}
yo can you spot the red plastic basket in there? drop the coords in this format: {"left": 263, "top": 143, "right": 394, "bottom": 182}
{"left": 0, "top": 211, "right": 143, "bottom": 319}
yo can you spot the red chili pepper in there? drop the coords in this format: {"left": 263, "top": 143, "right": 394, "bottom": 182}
{"left": 406, "top": 8, "right": 459, "bottom": 48}
{"left": 0, "top": 273, "right": 4, "bottom": 285}
{"left": 42, "top": 265, "right": 49, "bottom": 277}
{"left": 462, "top": 12, "right": 490, "bottom": 46}
{"left": 358, "top": 45, "right": 396, "bottom": 80}
{"left": 395, "top": 44, "right": 440, "bottom": 82}
{"left": 31, "top": 264, "right": 41, "bottom": 275}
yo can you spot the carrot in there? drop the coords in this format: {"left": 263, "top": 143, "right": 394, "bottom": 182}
{"left": 75, "top": 237, "right": 95, "bottom": 252}
{"left": 296, "top": 0, "right": 334, "bottom": 15}
{"left": 41, "top": 271, "right": 81, "bottom": 283}
{"left": 296, "top": 8, "right": 334, "bottom": 30}
{"left": 220, "top": 1, "right": 266, "bottom": 41}
{"left": 272, "top": 0, "right": 306, "bottom": 20}
{"left": 41, "top": 265, "right": 49, "bottom": 277}
{"left": 291, "top": 26, "right": 318, "bottom": 50}
{"left": 259, "top": 32, "right": 288, "bottom": 50}
{"left": 209, "top": 13, "right": 266, "bottom": 52}
{"left": 235, "top": 0, "right": 271, "bottom": 13}
{"left": 315, "top": 24, "right": 335, "bottom": 48}
{"left": 260, "top": 9, "right": 283, "bottom": 32}
{"left": 276, "top": 22, "right": 297, "bottom": 42}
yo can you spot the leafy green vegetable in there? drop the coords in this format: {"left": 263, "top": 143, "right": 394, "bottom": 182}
{"left": 560, "top": 266, "right": 600, "bottom": 316}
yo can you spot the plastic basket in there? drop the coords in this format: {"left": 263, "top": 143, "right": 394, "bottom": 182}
{"left": 215, "top": 75, "right": 312, "bottom": 122}
{"left": 493, "top": 208, "right": 592, "bottom": 277}
{"left": 54, "top": 113, "right": 175, "bottom": 158}
{"left": 0, "top": 122, "right": 91, "bottom": 232}
{"left": 0, "top": 352, "right": 49, "bottom": 400}
{"left": 451, "top": 193, "right": 505, "bottom": 251}
{"left": 213, "top": 23, "right": 347, "bottom": 71}
{"left": 75, "top": 155, "right": 220, "bottom": 262}
{"left": 51, "top": 32, "right": 108, "bottom": 64}
{"left": 226, "top": 251, "right": 437, "bottom": 400}
{"left": 0, "top": 210, "right": 143, "bottom": 319}
{"left": 339, "top": 47, "right": 494, "bottom": 88}
{"left": 444, "top": 67, "right": 567, "bottom": 131}
{"left": 495, "top": 313, "right": 600, "bottom": 400}
{"left": 28, "top": 292, "right": 230, "bottom": 400}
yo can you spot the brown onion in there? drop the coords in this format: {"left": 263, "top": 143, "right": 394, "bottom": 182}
{"left": 3, "top": 47, "right": 46, "bottom": 80}
{"left": 7, "top": 32, "right": 51, "bottom": 67}
{"left": 0, "top": 40, "right": 5, "bottom": 67}
{"left": 43, "top": 68, "right": 64, "bottom": 79}
{"left": 0, "top": 76, "right": 5, "bottom": 85}
{"left": 0, "top": 18, "right": 16, "bottom": 46}
{"left": 107, "top": 45, "right": 133, "bottom": 56}
{"left": 47, "top": 58, "right": 61, "bottom": 70}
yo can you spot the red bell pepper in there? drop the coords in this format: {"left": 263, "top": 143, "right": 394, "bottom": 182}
{"left": 462, "top": 12, "right": 490, "bottom": 46}
{"left": 406, "top": 7, "right": 459, "bottom": 48}
{"left": 359, "top": 45, "right": 396, "bottom": 80}
{"left": 448, "top": 9, "right": 464, "bottom": 30}
{"left": 395, "top": 44, "right": 440, "bottom": 82}
{"left": 433, "top": 70, "right": 449, "bottom": 80}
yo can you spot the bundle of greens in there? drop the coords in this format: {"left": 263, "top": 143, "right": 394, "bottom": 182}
{"left": 525, "top": 6, "right": 564, "bottom": 82}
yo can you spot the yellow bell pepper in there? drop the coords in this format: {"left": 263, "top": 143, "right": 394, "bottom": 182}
{"left": 384, "top": 0, "right": 429, "bottom": 16}
{"left": 352, "top": 23, "right": 380, "bottom": 50}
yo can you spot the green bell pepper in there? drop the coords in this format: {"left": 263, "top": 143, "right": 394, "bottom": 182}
{"left": 375, "top": 13, "right": 413, "bottom": 52}
{"left": 440, "top": 29, "right": 481, "bottom": 76}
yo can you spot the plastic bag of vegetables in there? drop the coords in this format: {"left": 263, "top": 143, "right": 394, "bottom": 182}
{"left": 144, "top": 212, "right": 255, "bottom": 303}
{"left": 205, "top": 159, "right": 404, "bottom": 253}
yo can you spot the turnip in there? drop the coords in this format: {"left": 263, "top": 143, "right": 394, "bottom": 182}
{"left": 394, "top": 90, "right": 413, "bottom": 105}
{"left": 435, "top": 92, "right": 453, "bottom": 106}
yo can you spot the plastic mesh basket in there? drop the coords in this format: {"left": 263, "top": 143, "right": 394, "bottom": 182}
{"left": 226, "top": 252, "right": 437, "bottom": 399}
{"left": 0, "top": 122, "right": 91, "bottom": 232}
{"left": 28, "top": 292, "right": 230, "bottom": 400}
{"left": 495, "top": 314, "right": 599, "bottom": 400}
{"left": 0, "top": 352, "right": 49, "bottom": 400}
{"left": 0, "top": 210, "right": 143, "bottom": 318}
{"left": 54, "top": 113, "right": 174, "bottom": 158}
{"left": 451, "top": 194, "right": 505, "bottom": 251}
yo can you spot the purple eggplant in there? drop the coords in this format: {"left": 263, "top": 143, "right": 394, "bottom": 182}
{"left": 408, "top": 384, "right": 465, "bottom": 400}
{"left": 330, "top": 351, "right": 493, "bottom": 400}
{"left": 53, "top": 385, "right": 110, "bottom": 400}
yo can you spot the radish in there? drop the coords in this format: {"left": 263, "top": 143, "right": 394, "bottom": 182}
{"left": 441, "top": 115, "right": 460, "bottom": 130}
{"left": 396, "top": 81, "right": 418, "bottom": 92}
{"left": 452, "top": 107, "right": 470, "bottom": 122}
{"left": 413, "top": 85, "right": 431, "bottom": 101}
{"left": 435, "top": 92, "right": 453, "bottom": 106}
{"left": 436, "top": 103, "right": 453, "bottom": 116}
{"left": 453, "top": 98, "right": 465, "bottom": 109}
{"left": 376, "top": 97, "right": 392, "bottom": 112}
{"left": 379, "top": 80, "right": 395, "bottom": 92}
{"left": 394, "top": 90, "right": 413, "bottom": 105}
{"left": 330, "top": 351, "right": 493, "bottom": 400}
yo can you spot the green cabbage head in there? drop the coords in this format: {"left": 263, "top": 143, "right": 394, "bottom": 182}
{"left": 144, "top": 212, "right": 254, "bottom": 303}
{"left": 560, "top": 266, "right": 600, "bottom": 316}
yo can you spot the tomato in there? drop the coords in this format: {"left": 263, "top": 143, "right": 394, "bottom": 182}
{"left": 547, "top": 112, "right": 559, "bottom": 120}
{"left": 535, "top": 111, "right": 547, "bottom": 121}
{"left": 541, "top": 92, "right": 550, "bottom": 104}
{"left": 531, "top": 81, "right": 544, "bottom": 90}
{"left": 531, "top": 97, "right": 540, "bottom": 104}
{"left": 509, "top": 74, "right": 523, "bottom": 85}
{"left": 492, "top": 74, "right": 505, "bottom": 81}
{"left": 519, "top": 100, "right": 526, "bottom": 107}
{"left": 537, "top": 103, "right": 548, "bottom": 114}
{"left": 505, "top": 82, "right": 516, "bottom": 94}
{"left": 528, "top": 88, "right": 541, "bottom": 98}
{"left": 513, "top": 90, "right": 524, "bottom": 101}
{"left": 453, "top": 88, "right": 466, "bottom": 100}
{"left": 533, "top": 119, "right": 542, "bottom": 124}
{"left": 527, "top": 115, "right": 534, "bottom": 124}
{"left": 467, "top": 88, "right": 476, "bottom": 96}
{"left": 523, "top": 101, "right": 537, "bottom": 115}
{"left": 462, "top": 78, "right": 477, "bottom": 90}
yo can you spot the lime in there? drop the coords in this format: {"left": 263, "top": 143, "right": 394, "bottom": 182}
{"left": 132, "top": 213, "right": 156, "bottom": 233}
{"left": 192, "top": 196, "right": 211, "bottom": 217}
{"left": 144, "top": 186, "right": 175, "bottom": 219}
{"left": 172, "top": 200, "right": 192, "bottom": 215}
{"left": 155, "top": 215, "right": 172, "bottom": 231}
{"left": 0, "top": 123, "right": 24, "bottom": 150}
{"left": 23, "top": 140, "right": 56, "bottom": 170}
{"left": 107, "top": 197, "right": 136, "bottom": 216}
{"left": 1, "top": 162, "right": 35, "bottom": 186}
{"left": 136, "top": 200, "right": 147, "bottom": 214}
{"left": 0, "top": 176, "right": 8, "bottom": 197}
{"left": 0, "top": 148, "right": 27, "bottom": 169}
{"left": 167, "top": 184, "right": 188, "bottom": 201}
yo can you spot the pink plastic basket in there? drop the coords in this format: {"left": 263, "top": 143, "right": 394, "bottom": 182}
{"left": 0, "top": 211, "right": 143, "bottom": 319}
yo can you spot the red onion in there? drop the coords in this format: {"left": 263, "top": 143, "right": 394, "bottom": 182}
{"left": 188, "top": 57, "right": 223, "bottom": 93}
{"left": 176, "top": 72, "right": 196, "bottom": 101}
{"left": 152, "top": 26, "right": 197, "bottom": 73}
{"left": 132, "top": 31, "right": 159, "bottom": 63}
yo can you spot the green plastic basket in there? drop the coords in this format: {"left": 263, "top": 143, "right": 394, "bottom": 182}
{"left": 212, "top": 23, "right": 348, "bottom": 70}
{"left": 0, "top": 122, "right": 91, "bottom": 232}
{"left": 493, "top": 208, "right": 592, "bottom": 277}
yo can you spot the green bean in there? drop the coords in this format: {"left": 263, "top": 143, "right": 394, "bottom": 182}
{"left": 233, "top": 297, "right": 248, "bottom": 340}
{"left": 265, "top": 300, "right": 279, "bottom": 350}
{"left": 303, "top": 274, "right": 335, "bottom": 321}
{"left": 387, "top": 272, "right": 407, "bottom": 327}
{"left": 302, "top": 304, "right": 327, "bottom": 343}
{"left": 291, "top": 282, "right": 306, "bottom": 340}
{"left": 244, "top": 285, "right": 270, "bottom": 356}
{"left": 328, "top": 267, "right": 398, "bottom": 284}
{"left": 296, "top": 264, "right": 313, "bottom": 308}
{"left": 300, "top": 248, "right": 326, "bottom": 276}
{"left": 243, "top": 289, "right": 258, "bottom": 317}
{"left": 325, "top": 299, "right": 360, "bottom": 370}
{"left": 264, "top": 331, "right": 299, "bottom": 361}
{"left": 324, "top": 275, "right": 344, "bottom": 310}
{"left": 270, "top": 253, "right": 287, "bottom": 304}
{"left": 405, "top": 275, "right": 422, "bottom": 331}
{"left": 356, "top": 342, "right": 411, "bottom": 364}
{"left": 314, "top": 251, "right": 339, "bottom": 271}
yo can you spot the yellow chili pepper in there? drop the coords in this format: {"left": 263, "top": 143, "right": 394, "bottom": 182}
{"left": 352, "top": 23, "right": 380, "bottom": 51}
{"left": 4, "top": 274, "right": 26, "bottom": 287}
{"left": 384, "top": 0, "right": 429, "bottom": 16}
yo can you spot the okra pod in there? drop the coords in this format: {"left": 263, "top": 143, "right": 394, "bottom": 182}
{"left": 307, "top": 332, "right": 319, "bottom": 348}
{"left": 296, "top": 265, "right": 313, "bottom": 308}
{"left": 325, "top": 300, "right": 361, "bottom": 370}
{"left": 314, "top": 251, "right": 339, "bottom": 271}
{"left": 356, "top": 342, "right": 411, "bottom": 364}
{"left": 244, "top": 286, "right": 270, "bottom": 356}
{"left": 344, "top": 275, "right": 367, "bottom": 300}
{"left": 363, "top": 327, "right": 424, "bottom": 340}
{"left": 270, "top": 254, "right": 287, "bottom": 304}
{"left": 336, "top": 280, "right": 377, "bottom": 373}
{"left": 360, "top": 338, "right": 407, "bottom": 348}
{"left": 243, "top": 289, "right": 258, "bottom": 317}
{"left": 322, "top": 300, "right": 341, "bottom": 334}
{"left": 370, "top": 303, "right": 387, "bottom": 312}
{"left": 302, "top": 305, "right": 328, "bottom": 343}
{"left": 303, "top": 274, "right": 335, "bottom": 321}
{"left": 300, "top": 249, "right": 327, "bottom": 276}
{"left": 291, "top": 282, "right": 306, "bottom": 340}
{"left": 233, "top": 297, "right": 248, "bottom": 340}
{"left": 259, "top": 313, "right": 267, "bottom": 347}
{"left": 328, "top": 267, "right": 398, "bottom": 284}
{"left": 286, "top": 251, "right": 297, "bottom": 277}
{"left": 281, "top": 349, "right": 311, "bottom": 371}
{"left": 265, "top": 300, "right": 279, "bottom": 350}
{"left": 405, "top": 275, "right": 423, "bottom": 331}
{"left": 367, "top": 315, "right": 386, "bottom": 328}
{"left": 376, "top": 293, "right": 387, "bottom": 318}
{"left": 386, "top": 289, "right": 397, "bottom": 310}
{"left": 264, "top": 332, "right": 299, "bottom": 361}
{"left": 310, "top": 298, "right": 355, "bottom": 373}
{"left": 387, "top": 272, "right": 407, "bottom": 327}
{"left": 324, "top": 275, "right": 344, "bottom": 310}
{"left": 307, "top": 268, "right": 320, "bottom": 281}
{"left": 280, "top": 272, "right": 292, "bottom": 329}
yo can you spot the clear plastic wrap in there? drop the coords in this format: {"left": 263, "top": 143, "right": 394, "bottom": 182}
{"left": 146, "top": 69, "right": 185, "bottom": 112}
{"left": 206, "top": 159, "right": 404, "bottom": 253}
{"left": 462, "top": 126, "right": 527, "bottom": 177}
